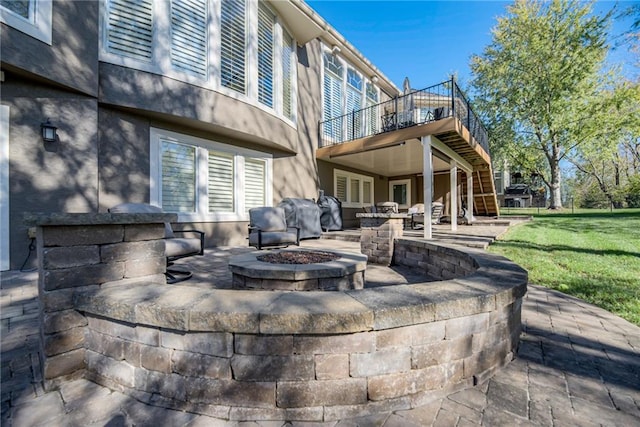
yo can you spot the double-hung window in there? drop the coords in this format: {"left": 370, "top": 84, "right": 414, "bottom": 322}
{"left": 151, "top": 128, "right": 272, "bottom": 221}
{"left": 334, "top": 169, "right": 374, "bottom": 208}
{"left": 1, "top": 0, "right": 52, "bottom": 44}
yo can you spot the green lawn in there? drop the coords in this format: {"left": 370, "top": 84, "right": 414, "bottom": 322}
{"left": 488, "top": 208, "right": 640, "bottom": 326}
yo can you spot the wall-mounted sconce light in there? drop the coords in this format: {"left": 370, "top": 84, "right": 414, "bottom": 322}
{"left": 41, "top": 118, "right": 58, "bottom": 142}
{"left": 331, "top": 45, "right": 341, "bottom": 55}
{"left": 371, "top": 75, "right": 379, "bottom": 83}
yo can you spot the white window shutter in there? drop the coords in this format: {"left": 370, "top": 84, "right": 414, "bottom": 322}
{"left": 161, "top": 141, "right": 196, "bottom": 212}
{"left": 220, "top": 0, "right": 247, "bottom": 94}
{"left": 365, "top": 82, "right": 379, "bottom": 135}
{"left": 363, "top": 180, "right": 372, "bottom": 204}
{"left": 208, "top": 151, "right": 235, "bottom": 213}
{"left": 106, "top": 0, "right": 153, "bottom": 61}
{"left": 336, "top": 175, "right": 347, "bottom": 202}
{"left": 346, "top": 68, "right": 362, "bottom": 139}
{"left": 244, "top": 158, "right": 266, "bottom": 212}
{"left": 323, "top": 53, "right": 344, "bottom": 139}
{"left": 257, "top": 2, "right": 275, "bottom": 108}
{"left": 170, "top": 0, "right": 207, "bottom": 77}
{"left": 281, "top": 29, "right": 294, "bottom": 120}
{"left": 350, "top": 178, "right": 361, "bottom": 203}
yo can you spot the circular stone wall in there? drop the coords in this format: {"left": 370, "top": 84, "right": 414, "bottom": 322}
{"left": 75, "top": 240, "right": 527, "bottom": 422}
{"left": 228, "top": 248, "right": 368, "bottom": 291}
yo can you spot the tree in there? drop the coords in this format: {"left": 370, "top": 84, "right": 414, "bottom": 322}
{"left": 470, "top": 0, "right": 613, "bottom": 209}
{"left": 568, "top": 82, "right": 640, "bottom": 207}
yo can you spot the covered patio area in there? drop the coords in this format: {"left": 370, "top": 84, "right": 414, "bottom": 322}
{"left": 317, "top": 79, "right": 499, "bottom": 239}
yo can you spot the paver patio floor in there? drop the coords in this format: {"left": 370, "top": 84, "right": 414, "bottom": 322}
{"left": 2, "top": 229, "right": 638, "bottom": 426}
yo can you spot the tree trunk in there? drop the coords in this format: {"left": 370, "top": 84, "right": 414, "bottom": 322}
{"left": 549, "top": 159, "right": 563, "bottom": 209}
{"left": 614, "top": 161, "right": 623, "bottom": 209}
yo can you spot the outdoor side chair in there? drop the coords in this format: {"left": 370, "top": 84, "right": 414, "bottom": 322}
{"left": 248, "top": 206, "right": 300, "bottom": 250}
{"left": 411, "top": 202, "right": 444, "bottom": 228}
{"left": 108, "top": 202, "right": 204, "bottom": 284}
{"left": 409, "top": 203, "right": 425, "bottom": 229}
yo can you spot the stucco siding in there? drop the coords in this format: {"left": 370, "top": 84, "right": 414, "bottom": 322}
{"left": 0, "top": 0, "right": 99, "bottom": 96}
{"left": 4, "top": 78, "right": 99, "bottom": 269}
{"left": 99, "top": 63, "right": 299, "bottom": 154}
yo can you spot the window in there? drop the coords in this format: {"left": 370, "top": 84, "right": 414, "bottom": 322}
{"left": 105, "top": 0, "right": 153, "bottom": 61}
{"left": 208, "top": 151, "right": 235, "bottom": 212}
{"left": 334, "top": 169, "right": 374, "bottom": 208}
{"left": 151, "top": 128, "right": 272, "bottom": 221}
{"left": 346, "top": 67, "right": 362, "bottom": 139}
{"left": 389, "top": 179, "right": 411, "bottom": 209}
{"left": 101, "top": 0, "right": 297, "bottom": 123}
{"left": 257, "top": 1, "right": 275, "bottom": 107}
{"left": 323, "top": 52, "right": 344, "bottom": 140}
{"left": 171, "top": 0, "right": 208, "bottom": 77}
{"left": 220, "top": 0, "right": 247, "bottom": 94}
{"left": 161, "top": 141, "right": 196, "bottom": 212}
{"left": 1, "top": 0, "right": 52, "bottom": 44}
{"left": 322, "top": 47, "right": 380, "bottom": 141}
{"left": 365, "top": 82, "right": 379, "bottom": 135}
{"left": 281, "top": 28, "right": 295, "bottom": 121}
{"left": 244, "top": 158, "right": 266, "bottom": 212}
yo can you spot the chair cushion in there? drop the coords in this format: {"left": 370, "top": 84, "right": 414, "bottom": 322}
{"left": 165, "top": 237, "right": 202, "bottom": 258}
{"left": 109, "top": 202, "right": 174, "bottom": 238}
{"left": 409, "top": 203, "right": 424, "bottom": 214}
{"left": 249, "top": 207, "right": 287, "bottom": 232}
{"left": 249, "top": 231, "right": 298, "bottom": 247}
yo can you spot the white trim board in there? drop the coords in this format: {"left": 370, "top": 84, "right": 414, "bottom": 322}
{"left": 1, "top": 105, "right": 10, "bottom": 271}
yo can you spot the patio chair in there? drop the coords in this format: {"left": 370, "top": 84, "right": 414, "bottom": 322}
{"left": 108, "top": 203, "right": 204, "bottom": 284}
{"left": 408, "top": 203, "right": 425, "bottom": 229}
{"left": 381, "top": 112, "right": 397, "bottom": 132}
{"left": 248, "top": 206, "right": 300, "bottom": 250}
{"left": 411, "top": 202, "right": 444, "bottom": 228}
{"left": 434, "top": 107, "right": 448, "bottom": 120}
{"left": 431, "top": 202, "right": 444, "bottom": 224}
{"left": 376, "top": 201, "right": 399, "bottom": 213}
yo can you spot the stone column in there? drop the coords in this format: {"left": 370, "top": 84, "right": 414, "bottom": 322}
{"left": 356, "top": 213, "right": 405, "bottom": 266}
{"left": 26, "top": 212, "right": 174, "bottom": 389}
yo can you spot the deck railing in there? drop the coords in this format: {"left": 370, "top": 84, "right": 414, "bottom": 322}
{"left": 319, "top": 78, "right": 490, "bottom": 156}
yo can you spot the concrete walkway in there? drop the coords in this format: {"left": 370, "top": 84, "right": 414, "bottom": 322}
{"left": 2, "top": 226, "right": 639, "bottom": 426}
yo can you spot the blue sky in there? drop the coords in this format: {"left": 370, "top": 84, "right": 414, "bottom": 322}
{"left": 306, "top": 1, "right": 639, "bottom": 91}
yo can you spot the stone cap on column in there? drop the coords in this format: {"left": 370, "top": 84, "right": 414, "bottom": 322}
{"left": 24, "top": 212, "right": 178, "bottom": 226}
{"left": 356, "top": 213, "right": 409, "bottom": 219}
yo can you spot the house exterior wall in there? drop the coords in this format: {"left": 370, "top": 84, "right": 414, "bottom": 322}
{"left": 3, "top": 77, "right": 100, "bottom": 269}
{"left": 0, "top": 0, "right": 99, "bottom": 96}
{"left": 3, "top": 1, "right": 399, "bottom": 268}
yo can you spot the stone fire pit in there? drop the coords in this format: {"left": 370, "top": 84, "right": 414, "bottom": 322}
{"left": 229, "top": 248, "right": 367, "bottom": 291}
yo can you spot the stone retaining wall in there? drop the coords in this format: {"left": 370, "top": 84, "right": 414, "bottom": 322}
{"left": 32, "top": 213, "right": 527, "bottom": 422}
{"left": 394, "top": 238, "right": 478, "bottom": 280}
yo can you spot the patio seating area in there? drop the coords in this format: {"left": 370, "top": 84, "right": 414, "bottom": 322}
{"left": 2, "top": 222, "right": 639, "bottom": 426}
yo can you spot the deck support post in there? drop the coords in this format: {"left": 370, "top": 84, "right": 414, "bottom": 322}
{"left": 421, "top": 136, "right": 433, "bottom": 239}
{"left": 450, "top": 160, "right": 458, "bottom": 231}
{"left": 467, "top": 172, "right": 473, "bottom": 224}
